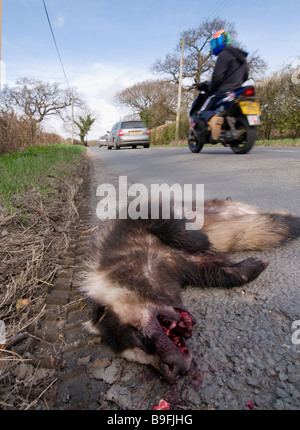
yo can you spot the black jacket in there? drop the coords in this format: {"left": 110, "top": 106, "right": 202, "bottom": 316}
{"left": 208, "top": 46, "right": 249, "bottom": 95}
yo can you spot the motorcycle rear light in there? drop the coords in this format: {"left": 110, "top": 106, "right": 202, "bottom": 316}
{"left": 118, "top": 130, "right": 124, "bottom": 136}
{"left": 242, "top": 86, "right": 255, "bottom": 97}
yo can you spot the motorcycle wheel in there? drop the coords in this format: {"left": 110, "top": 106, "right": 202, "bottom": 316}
{"left": 188, "top": 130, "right": 204, "bottom": 153}
{"left": 230, "top": 117, "right": 256, "bottom": 154}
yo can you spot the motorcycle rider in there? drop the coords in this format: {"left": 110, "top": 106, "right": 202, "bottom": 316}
{"left": 195, "top": 30, "right": 249, "bottom": 141}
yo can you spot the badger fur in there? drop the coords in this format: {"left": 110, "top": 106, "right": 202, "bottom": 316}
{"left": 82, "top": 198, "right": 300, "bottom": 383}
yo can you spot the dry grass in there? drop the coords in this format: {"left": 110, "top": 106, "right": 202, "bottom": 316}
{"left": 0, "top": 154, "right": 86, "bottom": 409}
{"left": 0, "top": 178, "right": 77, "bottom": 334}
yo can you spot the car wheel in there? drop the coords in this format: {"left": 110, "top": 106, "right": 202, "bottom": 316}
{"left": 144, "top": 143, "right": 150, "bottom": 148}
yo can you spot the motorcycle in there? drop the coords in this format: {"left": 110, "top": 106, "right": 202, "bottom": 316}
{"left": 188, "top": 83, "right": 261, "bottom": 154}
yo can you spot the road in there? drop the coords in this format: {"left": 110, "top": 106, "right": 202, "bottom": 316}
{"left": 88, "top": 145, "right": 300, "bottom": 213}
{"left": 81, "top": 145, "right": 300, "bottom": 410}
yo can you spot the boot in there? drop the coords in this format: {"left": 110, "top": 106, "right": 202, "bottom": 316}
{"left": 196, "top": 119, "right": 206, "bottom": 132}
{"left": 195, "top": 119, "right": 208, "bottom": 143}
{"left": 207, "top": 115, "right": 224, "bottom": 141}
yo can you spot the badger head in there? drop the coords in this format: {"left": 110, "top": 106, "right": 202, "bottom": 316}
{"left": 83, "top": 273, "right": 195, "bottom": 383}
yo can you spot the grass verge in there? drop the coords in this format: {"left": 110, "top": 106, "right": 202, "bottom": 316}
{"left": 0, "top": 144, "right": 86, "bottom": 207}
{"left": 155, "top": 138, "right": 300, "bottom": 148}
{"left": 0, "top": 144, "right": 86, "bottom": 409}
{"left": 255, "top": 138, "right": 300, "bottom": 146}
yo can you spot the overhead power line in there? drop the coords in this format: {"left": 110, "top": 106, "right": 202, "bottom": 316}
{"left": 42, "top": 0, "right": 70, "bottom": 89}
{"left": 206, "top": 0, "right": 225, "bottom": 17}
{"left": 217, "top": 0, "right": 233, "bottom": 15}
{"left": 42, "top": 0, "right": 75, "bottom": 143}
{"left": 206, "top": 0, "right": 233, "bottom": 19}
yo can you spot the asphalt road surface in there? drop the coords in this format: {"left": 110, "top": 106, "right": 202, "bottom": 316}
{"left": 84, "top": 145, "right": 300, "bottom": 410}
{"left": 88, "top": 145, "right": 300, "bottom": 213}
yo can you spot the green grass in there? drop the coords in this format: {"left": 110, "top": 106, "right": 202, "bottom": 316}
{"left": 255, "top": 138, "right": 300, "bottom": 146}
{"left": 152, "top": 137, "right": 300, "bottom": 148}
{"left": 0, "top": 144, "right": 86, "bottom": 206}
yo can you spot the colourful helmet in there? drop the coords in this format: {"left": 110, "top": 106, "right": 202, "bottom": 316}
{"left": 210, "top": 30, "right": 232, "bottom": 55}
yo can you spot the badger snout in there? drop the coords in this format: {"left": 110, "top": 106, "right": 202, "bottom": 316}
{"left": 145, "top": 307, "right": 195, "bottom": 383}
{"left": 160, "top": 351, "right": 192, "bottom": 383}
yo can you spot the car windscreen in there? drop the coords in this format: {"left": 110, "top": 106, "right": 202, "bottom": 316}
{"left": 121, "top": 122, "right": 146, "bottom": 129}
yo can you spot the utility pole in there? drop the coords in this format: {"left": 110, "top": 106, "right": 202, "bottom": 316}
{"left": 71, "top": 93, "right": 74, "bottom": 144}
{"left": 175, "top": 37, "right": 185, "bottom": 144}
{"left": 0, "top": 0, "right": 2, "bottom": 95}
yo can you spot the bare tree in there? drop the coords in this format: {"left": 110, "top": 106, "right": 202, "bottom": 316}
{"left": 247, "top": 51, "right": 269, "bottom": 80}
{"left": 1, "top": 77, "right": 87, "bottom": 146}
{"left": 114, "top": 80, "right": 182, "bottom": 129}
{"left": 1, "top": 77, "right": 85, "bottom": 124}
{"left": 152, "top": 17, "right": 267, "bottom": 84}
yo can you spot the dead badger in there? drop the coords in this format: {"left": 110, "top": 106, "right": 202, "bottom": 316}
{"left": 82, "top": 198, "right": 300, "bottom": 383}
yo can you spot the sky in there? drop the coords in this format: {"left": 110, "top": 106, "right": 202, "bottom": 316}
{"left": 2, "top": 0, "right": 300, "bottom": 139}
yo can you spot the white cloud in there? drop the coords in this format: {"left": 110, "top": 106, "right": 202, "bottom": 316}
{"left": 5, "top": 58, "right": 154, "bottom": 140}
{"left": 40, "top": 61, "right": 154, "bottom": 140}
{"left": 67, "top": 62, "right": 153, "bottom": 138}
{"left": 55, "top": 14, "right": 65, "bottom": 27}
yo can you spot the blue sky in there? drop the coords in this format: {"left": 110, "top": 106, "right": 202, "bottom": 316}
{"left": 2, "top": 0, "right": 300, "bottom": 138}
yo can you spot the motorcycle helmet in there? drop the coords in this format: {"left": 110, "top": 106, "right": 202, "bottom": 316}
{"left": 210, "top": 30, "right": 232, "bottom": 55}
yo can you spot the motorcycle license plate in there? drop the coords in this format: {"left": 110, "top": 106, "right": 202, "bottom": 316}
{"left": 247, "top": 115, "right": 261, "bottom": 126}
{"left": 240, "top": 101, "right": 261, "bottom": 115}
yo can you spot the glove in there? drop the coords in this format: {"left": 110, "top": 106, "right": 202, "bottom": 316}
{"left": 196, "top": 81, "right": 209, "bottom": 92}
{"left": 189, "top": 81, "right": 209, "bottom": 92}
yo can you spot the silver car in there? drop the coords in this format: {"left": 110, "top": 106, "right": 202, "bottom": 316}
{"left": 98, "top": 135, "right": 108, "bottom": 147}
{"left": 107, "top": 121, "right": 150, "bottom": 149}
